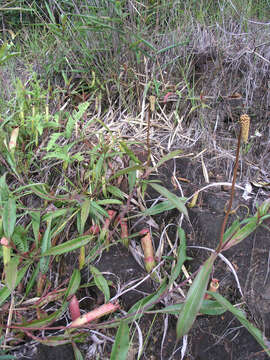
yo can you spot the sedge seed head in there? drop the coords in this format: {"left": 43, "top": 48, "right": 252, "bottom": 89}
{"left": 239, "top": 114, "right": 250, "bottom": 144}
{"left": 149, "top": 95, "right": 155, "bottom": 112}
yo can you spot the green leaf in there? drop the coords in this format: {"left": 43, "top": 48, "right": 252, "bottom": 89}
{"left": 93, "top": 153, "right": 105, "bottom": 184}
{"left": 30, "top": 211, "right": 40, "bottom": 246}
{"left": 90, "top": 266, "right": 110, "bottom": 303}
{"left": 32, "top": 333, "right": 86, "bottom": 346}
{"left": 110, "top": 321, "right": 129, "bottom": 360}
{"left": 176, "top": 253, "right": 216, "bottom": 340}
{"left": 3, "top": 198, "right": 16, "bottom": 239}
{"left": 200, "top": 299, "right": 226, "bottom": 315}
{"left": 42, "top": 209, "right": 69, "bottom": 223}
{"left": 143, "top": 200, "right": 177, "bottom": 216}
{"left": 25, "top": 264, "right": 40, "bottom": 297}
{"left": 16, "top": 307, "right": 66, "bottom": 328}
{"left": 128, "top": 160, "right": 137, "bottom": 192}
{"left": 109, "top": 165, "right": 142, "bottom": 180}
{"left": 222, "top": 219, "right": 240, "bottom": 244}
{"left": 65, "top": 269, "right": 81, "bottom": 301}
{"left": 39, "top": 219, "right": 52, "bottom": 274}
{"left": 261, "top": 214, "right": 270, "bottom": 221}
{"left": 80, "top": 198, "right": 91, "bottom": 234}
{"left": 224, "top": 219, "right": 257, "bottom": 250}
{"left": 106, "top": 185, "right": 125, "bottom": 199}
{"left": 151, "top": 150, "right": 183, "bottom": 171}
{"left": 41, "top": 235, "right": 93, "bottom": 256}
{"left": 135, "top": 36, "right": 156, "bottom": 51}
{"left": 71, "top": 153, "right": 84, "bottom": 162}
{"left": 12, "top": 225, "right": 28, "bottom": 253}
{"left": 119, "top": 142, "right": 141, "bottom": 164}
{"left": 96, "top": 199, "right": 122, "bottom": 205}
{"left": 210, "top": 291, "right": 270, "bottom": 356}
{"left": 65, "top": 102, "right": 89, "bottom": 139}
{"left": 0, "top": 263, "right": 30, "bottom": 306}
{"left": 156, "top": 41, "right": 190, "bottom": 54}
{"left": 99, "top": 282, "right": 168, "bottom": 330}
{"left": 5, "top": 257, "right": 19, "bottom": 293}
{"left": 89, "top": 201, "right": 108, "bottom": 219}
{"left": 147, "top": 299, "right": 226, "bottom": 316}
{"left": 0, "top": 174, "right": 9, "bottom": 204}
{"left": 30, "top": 184, "right": 56, "bottom": 201}
{"left": 72, "top": 343, "right": 84, "bottom": 360}
{"left": 257, "top": 199, "right": 270, "bottom": 216}
{"left": 150, "top": 183, "right": 188, "bottom": 218}
{"left": 128, "top": 280, "right": 168, "bottom": 318}
{"left": 46, "top": 132, "right": 62, "bottom": 151}
{"left": 169, "top": 228, "right": 187, "bottom": 286}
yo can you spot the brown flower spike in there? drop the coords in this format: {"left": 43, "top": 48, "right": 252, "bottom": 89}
{"left": 239, "top": 114, "right": 250, "bottom": 144}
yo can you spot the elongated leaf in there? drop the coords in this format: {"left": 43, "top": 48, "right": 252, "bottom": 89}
{"left": 42, "top": 209, "right": 69, "bottom": 222}
{"left": 143, "top": 200, "right": 177, "bottom": 216}
{"left": 93, "top": 153, "right": 105, "bottom": 186}
{"left": 65, "top": 102, "right": 89, "bottom": 139}
{"left": 110, "top": 321, "right": 129, "bottom": 360}
{"left": 222, "top": 219, "right": 240, "bottom": 244}
{"left": 16, "top": 307, "right": 66, "bottom": 328}
{"left": 43, "top": 150, "right": 70, "bottom": 162}
{"left": 106, "top": 185, "right": 125, "bottom": 199}
{"left": 261, "top": 214, "right": 270, "bottom": 221}
{"left": 128, "top": 280, "right": 168, "bottom": 317}
{"left": 90, "top": 266, "right": 110, "bottom": 303}
{"left": 210, "top": 291, "right": 270, "bottom": 356}
{"left": 72, "top": 343, "right": 84, "bottom": 360}
{"left": 39, "top": 219, "right": 52, "bottom": 274}
{"left": 46, "top": 132, "right": 62, "bottom": 151}
{"left": 176, "top": 253, "right": 216, "bottom": 340}
{"left": 5, "top": 257, "right": 19, "bottom": 293}
{"left": 94, "top": 281, "right": 169, "bottom": 331}
{"left": 80, "top": 199, "right": 91, "bottom": 234}
{"left": 30, "top": 211, "right": 40, "bottom": 246}
{"left": 31, "top": 333, "right": 86, "bottom": 346}
{"left": 136, "top": 36, "right": 156, "bottom": 51}
{"left": 200, "top": 299, "right": 226, "bottom": 315}
{"left": 109, "top": 165, "right": 142, "bottom": 180}
{"left": 258, "top": 200, "right": 270, "bottom": 216}
{"left": 25, "top": 264, "right": 40, "bottom": 297}
{"left": 0, "top": 174, "right": 9, "bottom": 204}
{"left": 65, "top": 269, "right": 81, "bottom": 301}
{"left": 224, "top": 219, "right": 257, "bottom": 250}
{"left": 151, "top": 150, "right": 183, "bottom": 171}
{"left": 3, "top": 198, "right": 16, "bottom": 239}
{"left": 169, "top": 228, "right": 187, "bottom": 286}
{"left": 150, "top": 183, "right": 188, "bottom": 218}
{"left": 96, "top": 199, "right": 122, "bottom": 205}
{"left": 89, "top": 201, "right": 108, "bottom": 218}
{"left": 0, "top": 263, "right": 30, "bottom": 306}
{"left": 119, "top": 142, "right": 141, "bottom": 164}
{"left": 147, "top": 299, "right": 226, "bottom": 316}
{"left": 41, "top": 235, "right": 93, "bottom": 256}
{"left": 0, "top": 355, "right": 15, "bottom": 359}
{"left": 128, "top": 160, "right": 137, "bottom": 192}
{"left": 156, "top": 41, "right": 190, "bottom": 54}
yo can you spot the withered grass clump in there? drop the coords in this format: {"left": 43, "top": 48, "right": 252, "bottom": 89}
{"left": 239, "top": 114, "right": 250, "bottom": 144}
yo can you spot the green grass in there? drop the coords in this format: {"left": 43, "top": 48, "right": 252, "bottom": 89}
{"left": 1, "top": 0, "right": 270, "bottom": 358}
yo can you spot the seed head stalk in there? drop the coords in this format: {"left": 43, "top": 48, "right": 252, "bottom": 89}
{"left": 216, "top": 114, "right": 250, "bottom": 253}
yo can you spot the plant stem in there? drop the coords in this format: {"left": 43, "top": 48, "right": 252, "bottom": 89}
{"left": 216, "top": 129, "right": 242, "bottom": 253}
